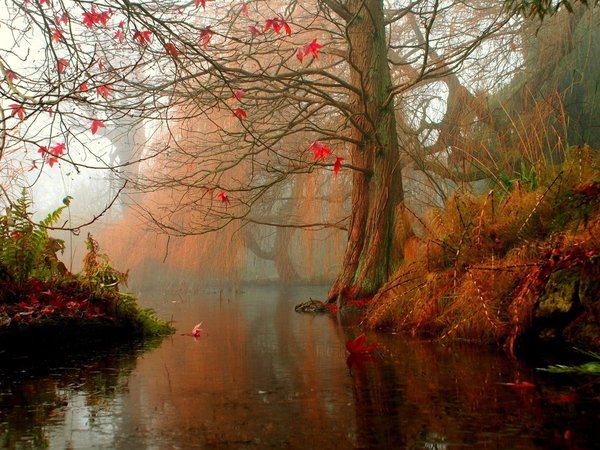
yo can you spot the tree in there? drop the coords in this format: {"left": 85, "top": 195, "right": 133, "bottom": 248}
{"left": 1, "top": 1, "right": 513, "bottom": 301}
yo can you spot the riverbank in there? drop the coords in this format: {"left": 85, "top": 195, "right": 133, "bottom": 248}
{"left": 0, "top": 199, "right": 172, "bottom": 355}
{"left": 365, "top": 146, "right": 599, "bottom": 355}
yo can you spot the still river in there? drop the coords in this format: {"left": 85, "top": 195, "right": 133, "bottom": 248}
{"left": 0, "top": 285, "right": 598, "bottom": 449}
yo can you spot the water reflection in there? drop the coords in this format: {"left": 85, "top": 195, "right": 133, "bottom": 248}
{"left": 0, "top": 285, "right": 597, "bottom": 449}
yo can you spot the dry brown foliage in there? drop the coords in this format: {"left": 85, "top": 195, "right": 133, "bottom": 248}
{"left": 366, "top": 146, "right": 599, "bottom": 350}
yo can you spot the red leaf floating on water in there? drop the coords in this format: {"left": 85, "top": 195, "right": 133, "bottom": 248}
{"left": 346, "top": 334, "right": 377, "bottom": 354}
{"left": 90, "top": 119, "right": 106, "bottom": 134}
{"left": 192, "top": 322, "right": 204, "bottom": 337}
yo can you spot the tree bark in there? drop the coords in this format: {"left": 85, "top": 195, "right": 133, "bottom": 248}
{"left": 328, "top": 0, "right": 407, "bottom": 302}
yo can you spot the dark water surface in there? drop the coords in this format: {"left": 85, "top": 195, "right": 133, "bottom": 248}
{"left": 0, "top": 285, "right": 598, "bottom": 449}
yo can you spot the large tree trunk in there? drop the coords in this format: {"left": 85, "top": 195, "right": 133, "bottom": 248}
{"left": 328, "top": 0, "right": 407, "bottom": 302}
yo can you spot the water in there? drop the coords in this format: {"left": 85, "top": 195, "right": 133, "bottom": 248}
{"left": 0, "top": 285, "right": 597, "bottom": 449}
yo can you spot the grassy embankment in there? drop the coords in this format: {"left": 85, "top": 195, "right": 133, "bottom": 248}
{"left": 366, "top": 146, "right": 599, "bottom": 354}
{"left": 0, "top": 194, "right": 173, "bottom": 353}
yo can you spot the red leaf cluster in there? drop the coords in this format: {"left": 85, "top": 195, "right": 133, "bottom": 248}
{"left": 10, "top": 104, "right": 25, "bottom": 120}
{"left": 265, "top": 17, "right": 291, "bottom": 35}
{"left": 199, "top": 26, "right": 214, "bottom": 49}
{"left": 195, "top": 0, "right": 214, "bottom": 9}
{"left": 133, "top": 30, "right": 152, "bottom": 46}
{"left": 90, "top": 119, "right": 106, "bottom": 135}
{"left": 308, "top": 141, "right": 331, "bottom": 161}
{"left": 307, "top": 141, "right": 344, "bottom": 175}
{"left": 82, "top": 7, "right": 112, "bottom": 28}
{"left": 1, "top": 280, "right": 115, "bottom": 328}
{"left": 217, "top": 192, "right": 231, "bottom": 206}
{"left": 233, "top": 107, "right": 247, "bottom": 120}
{"left": 38, "top": 142, "right": 66, "bottom": 168}
{"left": 296, "top": 38, "right": 323, "bottom": 63}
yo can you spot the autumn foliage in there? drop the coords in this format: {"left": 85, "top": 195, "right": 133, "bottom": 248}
{"left": 365, "top": 146, "right": 600, "bottom": 354}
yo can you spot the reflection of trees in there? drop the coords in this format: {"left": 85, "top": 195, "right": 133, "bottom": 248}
{"left": 0, "top": 342, "right": 158, "bottom": 448}
{"left": 345, "top": 335, "right": 592, "bottom": 448}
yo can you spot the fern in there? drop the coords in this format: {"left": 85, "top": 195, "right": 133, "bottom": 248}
{"left": 0, "top": 191, "right": 67, "bottom": 282}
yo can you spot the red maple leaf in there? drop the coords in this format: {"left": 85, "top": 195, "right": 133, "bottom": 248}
{"left": 90, "top": 119, "right": 106, "bottom": 134}
{"left": 241, "top": 3, "right": 248, "bottom": 16}
{"left": 303, "top": 38, "right": 323, "bottom": 59}
{"left": 217, "top": 192, "right": 231, "bottom": 206}
{"left": 133, "top": 30, "right": 152, "bottom": 46}
{"left": 232, "top": 89, "right": 244, "bottom": 101}
{"left": 114, "top": 29, "right": 125, "bottom": 43}
{"left": 199, "top": 26, "right": 214, "bottom": 49}
{"left": 296, "top": 48, "right": 304, "bottom": 62}
{"left": 165, "top": 42, "right": 179, "bottom": 57}
{"left": 39, "top": 0, "right": 49, "bottom": 5}
{"left": 10, "top": 104, "right": 25, "bottom": 120}
{"left": 308, "top": 141, "right": 331, "bottom": 161}
{"left": 82, "top": 9, "right": 98, "bottom": 28}
{"left": 248, "top": 25, "right": 261, "bottom": 37}
{"left": 57, "top": 58, "right": 69, "bottom": 74}
{"left": 96, "top": 84, "right": 111, "bottom": 99}
{"left": 80, "top": 81, "right": 88, "bottom": 91}
{"left": 97, "top": 10, "right": 111, "bottom": 26}
{"left": 265, "top": 17, "right": 291, "bottom": 35}
{"left": 333, "top": 156, "right": 344, "bottom": 175}
{"left": 56, "top": 13, "right": 69, "bottom": 25}
{"left": 50, "top": 142, "right": 66, "bottom": 156}
{"left": 345, "top": 334, "right": 377, "bottom": 355}
{"left": 195, "top": 0, "right": 206, "bottom": 8}
{"left": 29, "top": 159, "right": 38, "bottom": 171}
{"left": 233, "top": 107, "right": 247, "bottom": 120}
{"left": 47, "top": 156, "right": 59, "bottom": 168}
{"left": 50, "top": 27, "right": 63, "bottom": 43}
{"left": 37, "top": 146, "right": 48, "bottom": 156}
